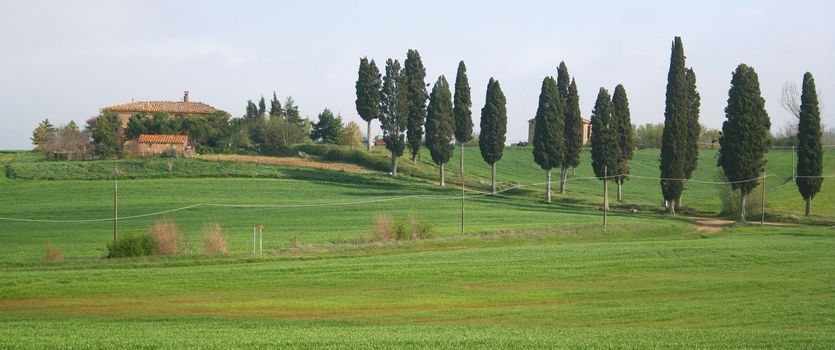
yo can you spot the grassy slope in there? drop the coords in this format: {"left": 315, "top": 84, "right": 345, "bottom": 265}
{"left": 0, "top": 149, "right": 834, "bottom": 348}
{"left": 0, "top": 225, "right": 833, "bottom": 348}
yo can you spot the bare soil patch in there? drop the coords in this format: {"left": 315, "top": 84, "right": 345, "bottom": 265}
{"left": 199, "top": 154, "right": 368, "bottom": 173}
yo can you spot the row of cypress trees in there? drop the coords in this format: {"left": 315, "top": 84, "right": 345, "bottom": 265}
{"left": 358, "top": 41, "right": 824, "bottom": 220}
{"left": 355, "top": 51, "right": 507, "bottom": 192}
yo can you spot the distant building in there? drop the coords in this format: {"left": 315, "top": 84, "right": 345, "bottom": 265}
{"left": 126, "top": 134, "right": 193, "bottom": 157}
{"left": 102, "top": 91, "right": 218, "bottom": 128}
{"left": 528, "top": 118, "right": 592, "bottom": 145}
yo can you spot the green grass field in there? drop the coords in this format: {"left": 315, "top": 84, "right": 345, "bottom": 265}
{"left": 1, "top": 147, "right": 833, "bottom": 348}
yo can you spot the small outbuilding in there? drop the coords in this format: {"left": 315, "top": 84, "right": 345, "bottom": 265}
{"left": 127, "top": 134, "right": 193, "bottom": 157}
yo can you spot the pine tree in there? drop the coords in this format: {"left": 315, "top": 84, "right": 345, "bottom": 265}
{"left": 479, "top": 78, "right": 507, "bottom": 194}
{"left": 682, "top": 67, "right": 701, "bottom": 206}
{"left": 245, "top": 100, "right": 259, "bottom": 122}
{"left": 425, "top": 76, "right": 455, "bottom": 186}
{"left": 380, "top": 59, "right": 408, "bottom": 175}
{"left": 532, "top": 77, "right": 565, "bottom": 203}
{"left": 561, "top": 78, "right": 583, "bottom": 193}
{"left": 660, "top": 36, "right": 688, "bottom": 214}
{"left": 611, "top": 84, "right": 634, "bottom": 202}
{"left": 310, "top": 109, "right": 344, "bottom": 144}
{"left": 355, "top": 57, "right": 382, "bottom": 151}
{"left": 718, "top": 64, "right": 771, "bottom": 223}
{"left": 404, "top": 49, "right": 428, "bottom": 161}
{"left": 453, "top": 61, "right": 473, "bottom": 177}
{"left": 796, "top": 72, "right": 823, "bottom": 216}
{"left": 31, "top": 119, "right": 56, "bottom": 151}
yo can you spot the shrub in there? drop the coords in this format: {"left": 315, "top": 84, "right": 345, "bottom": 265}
{"left": 107, "top": 234, "right": 155, "bottom": 258}
{"left": 149, "top": 219, "right": 181, "bottom": 255}
{"left": 202, "top": 222, "right": 227, "bottom": 254}
{"left": 372, "top": 213, "right": 395, "bottom": 242}
{"left": 409, "top": 214, "right": 433, "bottom": 240}
{"left": 371, "top": 213, "right": 433, "bottom": 242}
{"left": 43, "top": 243, "right": 63, "bottom": 263}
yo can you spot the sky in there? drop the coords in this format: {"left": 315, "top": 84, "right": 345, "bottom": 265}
{"left": 1, "top": 0, "right": 833, "bottom": 149}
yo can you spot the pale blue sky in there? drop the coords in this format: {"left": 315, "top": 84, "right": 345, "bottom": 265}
{"left": 1, "top": 0, "right": 832, "bottom": 149}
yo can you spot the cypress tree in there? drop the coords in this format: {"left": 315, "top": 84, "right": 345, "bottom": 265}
{"left": 718, "top": 64, "right": 771, "bottom": 223}
{"left": 612, "top": 84, "right": 634, "bottom": 202}
{"left": 404, "top": 49, "right": 428, "bottom": 162}
{"left": 796, "top": 72, "right": 823, "bottom": 216}
{"left": 479, "top": 78, "right": 507, "bottom": 194}
{"left": 269, "top": 92, "right": 283, "bottom": 118}
{"left": 660, "top": 36, "right": 688, "bottom": 214}
{"left": 453, "top": 61, "right": 473, "bottom": 176}
{"left": 561, "top": 78, "right": 583, "bottom": 192}
{"left": 355, "top": 57, "right": 382, "bottom": 151}
{"left": 426, "top": 76, "right": 455, "bottom": 186}
{"left": 258, "top": 96, "right": 267, "bottom": 118}
{"left": 380, "top": 59, "right": 409, "bottom": 175}
{"left": 590, "top": 88, "right": 619, "bottom": 210}
{"left": 532, "top": 77, "right": 565, "bottom": 203}
{"left": 682, "top": 68, "right": 701, "bottom": 206}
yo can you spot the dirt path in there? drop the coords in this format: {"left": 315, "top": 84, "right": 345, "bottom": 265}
{"left": 199, "top": 154, "right": 368, "bottom": 173}
{"left": 689, "top": 217, "right": 734, "bottom": 233}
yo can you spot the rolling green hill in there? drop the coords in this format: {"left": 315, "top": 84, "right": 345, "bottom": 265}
{"left": 0, "top": 148, "right": 833, "bottom": 348}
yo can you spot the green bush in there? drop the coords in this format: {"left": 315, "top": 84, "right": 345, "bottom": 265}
{"left": 106, "top": 234, "right": 155, "bottom": 258}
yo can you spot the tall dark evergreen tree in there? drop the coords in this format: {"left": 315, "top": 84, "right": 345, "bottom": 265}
{"left": 310, "top": 108, "right": 343, "bottom": 144}
{"left": 682, "top": 67, "right": 701, "bottom": 205}
{"left": 258, "top": 96, "right": 267, "bottom": 118}
{"left": 453, "top": 61, "right": 473, "bottom": 176}
{"left": 611, "top": 84, "right": 634, "bottom": 201}
{"left": 590, "top": 88, "right": 619, "bottom": 210}
{"left": 355, "top": 57, "right": 382, "bottom": 151}
{"left": 718, "top": 64, "right": 771, "bottom": 223}
{"left": 404, "top": 49, "right": 428, "bottom": 161}
{"left": 425, "top": 76, "right": 455, "bottom": 186}
{"left": 245, "top": 100, "right": 259, "bottom": 122}
{"left": 561, "top": 78, "right": 583, "bottom": 192}
{"left": 660, "top": 36, "right": 688, "bottom": 214}
{"left": 380, "top": 59, "right": 409, "bottom": 175}
{"left": 532, "top": 77, "right": 565, "bottom": 203}
{"left": 479, "top": 78, "right": 507, "bottom": 194}
{"left": 796, "top": 72, "right": 823, "bottom": 216}
{"left": 269, "top": 92, "right": 283, "bottom": 118}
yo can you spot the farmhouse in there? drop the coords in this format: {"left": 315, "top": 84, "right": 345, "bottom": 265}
{"left": 126, "top": 134, "right": 194, "bottom": 157}
{"left": 527, "top": 118, "right": 592, "bottom": 145}
{"left": 102, "top": 91, "right": 218, "bottom": 128}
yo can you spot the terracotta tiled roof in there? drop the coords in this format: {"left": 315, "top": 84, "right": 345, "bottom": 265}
{"left": 137, "top": 134, "right": 189, "bottom": 144}
{"left": 103, "top": 101, "right": 217, "bottom": 114}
